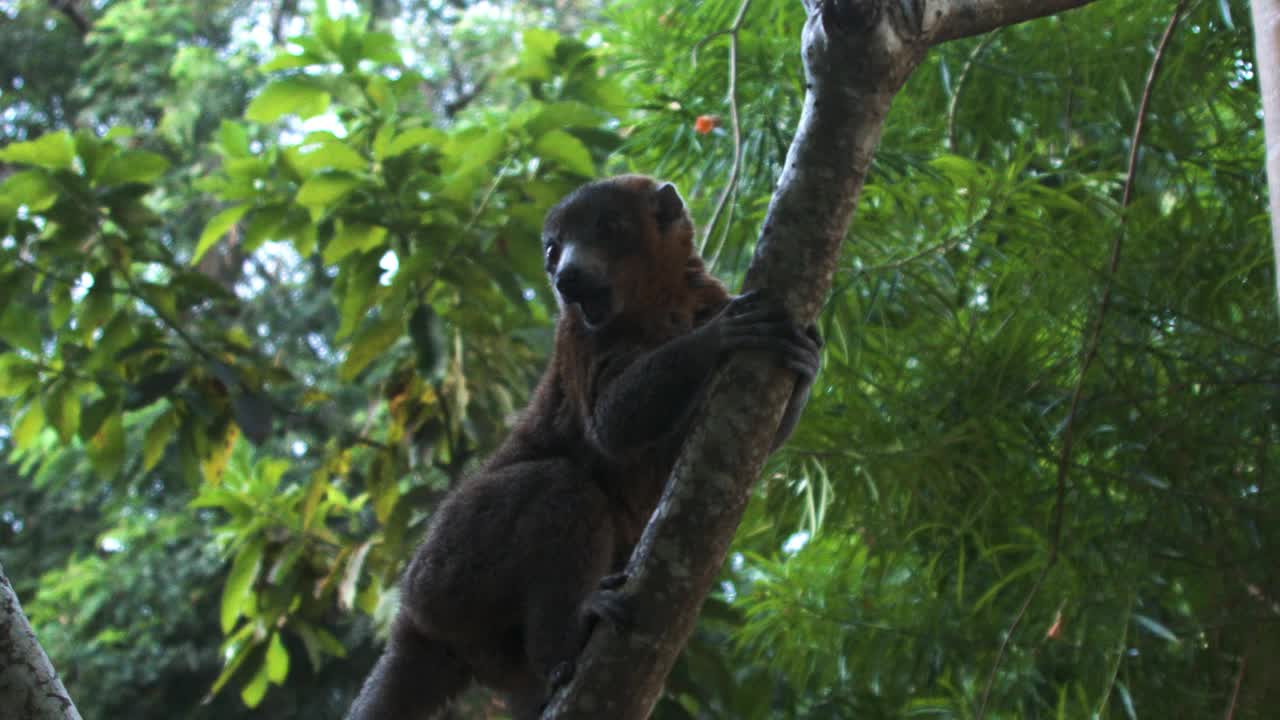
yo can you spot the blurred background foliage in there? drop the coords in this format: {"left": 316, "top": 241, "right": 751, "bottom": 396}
{"left": 0, "top": 0, "right": 1275, "bottom": 718}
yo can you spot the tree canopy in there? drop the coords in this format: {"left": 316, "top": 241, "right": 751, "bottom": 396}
{"left": 1, "top": 0, "right": 1275, "bottom": 718}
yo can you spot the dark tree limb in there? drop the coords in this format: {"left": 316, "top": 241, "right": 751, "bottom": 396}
{"left": 545, "top": 1, "right": 1102, "bottom": 718}
{"left": 0, "top": 562, "right": 82, "bottom": 720}
{"left": 47, "top": 0, "right": 90, "bottom": 36}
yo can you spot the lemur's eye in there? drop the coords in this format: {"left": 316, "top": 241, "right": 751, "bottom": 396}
{"left": 544, "top": 239, "right": 561, "bottom": 268}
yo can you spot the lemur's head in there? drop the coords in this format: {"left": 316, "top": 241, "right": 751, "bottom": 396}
{"left": 542, "top": 175, "right": 695, "bottom": 330}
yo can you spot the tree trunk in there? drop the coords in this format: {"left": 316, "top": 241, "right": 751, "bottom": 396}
{"left": 0, "top": 562, "right": 82, "bottom": 720}
{"left": 546, "top": 0, "right": 1101, "bottom": 717}
{"left": 1252, "top": 0, "right": 1280, "bottom": 307}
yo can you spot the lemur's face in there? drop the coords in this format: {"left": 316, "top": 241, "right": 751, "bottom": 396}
{"left": 542, "top": 182, "right": 642, "bottom": 330}
{"left": 542, "top": 177, "right": 690, "bottom": 331}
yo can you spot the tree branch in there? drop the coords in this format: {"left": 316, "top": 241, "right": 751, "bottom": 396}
{"left": 547, "top": 1, "right": 1114, "bottom": 717}
{"left": 0, "top": 562, "right": 82, "bottom": 720}
{"left": 924, "top": 0, "right": 1100, "bottom": 44}
{"left": 47, "top": 0, "right": 91, "bottom": 36}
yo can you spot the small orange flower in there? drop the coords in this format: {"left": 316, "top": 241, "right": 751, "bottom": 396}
{"left": 1046, "top": 609, "right": 1064, "bottom": 639}
{"left": 694, "top": 114, "right": 720, "bottom": 135}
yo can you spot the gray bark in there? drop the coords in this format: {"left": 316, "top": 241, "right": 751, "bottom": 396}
{"left": 545, "top": 1, "right": 1102, "bottom": 718}
{"left": 0, "top": 562, "right": 82, "bottom": 720}
{"left": 1252, "top": 0, "right": 1280, "bottom": 306}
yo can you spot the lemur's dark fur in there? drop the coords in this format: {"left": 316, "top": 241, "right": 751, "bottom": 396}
{"left": 348, "top": 176, "right": 820, "bottom": 720}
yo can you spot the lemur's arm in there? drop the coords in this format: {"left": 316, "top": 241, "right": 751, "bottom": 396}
{"left": 588, "top": 292, "right": 821, "bottom": 459}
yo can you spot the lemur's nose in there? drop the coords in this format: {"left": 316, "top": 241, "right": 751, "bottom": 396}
{"left": 555, "top": 266, "right": 593, "bottom": 301}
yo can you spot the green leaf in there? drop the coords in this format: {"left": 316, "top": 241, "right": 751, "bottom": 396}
{"left": 240, "top": 659, "right": 270, "bottom": 708}
{"left": 0, "top": 354, "right": 39, "bottom": 398}
{"left": 0, "top": 131, "right": 75, "bottom": 170}
{"left": 322, "top": 222, "right": 387, "bottom": 265}
{"left": 534, "top": 130, "right": 594, "bottom": 177}
{"left": 0, "top": 303, "right": 42, "bottom": 353}
{"left": 339, "top": 313, "right": 400, "bottom": 381}
{"left": 1, "top": 170, "right": 59, "bottom": 212}
{"left": 266, "top": 632, "right": 290, "bottom": 685}
{"left": 245, "top": 78, "right": 332, "bottom": 123}
{"left": 513, "top": 28, "right": 559, "bottom": 81}
{"left": 339, "top": 540, "right": 374, "bottom": 611}
{"left": 43, "top": 382, "right": 81, "bottom": 443}
{"left": 143, "top": 407, "right": 179, "bottom": 471}
{"left": 87, "top": 412, "right": 126, "bottom": 478}
{"left": 1133, "top": 613, "right": 1180, "bottom": 644}
{"left": 526, "top": 101, "right": 607, "bottom": 137}
{"left": 380, "top": 127, "right": 447, "bottom": 159}
{"left": 221, "top": 536, "right": 265, "bottom": 634}
{"left": 217, "top": 120, "right": 252, "bottom": 158}
{"left": 291, "top": 141, "right": 368, "bottom": 174}
{"left": 12, "top": 402, "right": 46, "bottom": 449}
{"left": 297, "top": 173, "right": 359, "bottom": 219}
{"left": 97, "top": 151, "right": 170, "bottom": 186}
{"left": 447, "top": 129, "right": 505, "bottom": 179}
{"left": 193, "top": 205, "right": 250, "bottom": 265}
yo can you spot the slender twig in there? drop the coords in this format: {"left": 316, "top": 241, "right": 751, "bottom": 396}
{"left": 975, "top": 3, "right": 1186, "bottom": 717}
{"left": 698, "top": 0, "right": 751, "bottom": 262}
{"left": 1094, "top": 592, "right": 1136, "bottom": 716}
{"left": 1224, "top": 654, "right": 1247, "bottom": 720}
{"left": 946, "top": 31, "right": 999, "bottom": 152}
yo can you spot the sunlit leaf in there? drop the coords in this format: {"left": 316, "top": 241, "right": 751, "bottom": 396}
{"left": 0, "top": 130, "right": 75, "bottom": 170}
{"left": 245, "top": 78, "right": 332, "bottom": 123}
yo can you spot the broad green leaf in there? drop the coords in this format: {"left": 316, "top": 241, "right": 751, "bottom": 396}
{"left": 243, "top": 205, "right": 287, "bottom": 252}
{"left": 97, "top": 151, "right": 170, "bottom": 186}
{"left": 444, "top": 129, "right": 504, "bottom": 181}
{"left": 513, "top": 28, "right": 558, "bottom": 81}
{"left": 290, "top": 141, "right": 367, "bottom": 173}
{"left": 209, "top": 626, "right": 256, "bottom": 696}
{"left": 261, "top": 49, "right": 323, "bottom": 72}
{"left": 266, "top": 632, "right": 289, "bottom": 684}
{"left": 43, "top": 382, "right": 81, "bottom": 443}
{"left": 380, "top": 127, "right": 447, "bottom": 159}
{"left": 360, "top": 31, "right": 401, "bottom": 64}
{"left": 79, "top": 271, "right": 115, "bottom": 333}
{"left": 143, "top": 407, "right": 179, "bottom": 471}
{"left": 193, "top": 204, "right": 250, "bottom": 265}
{"left": 0, "top": 170, "right": 58, "bottom": 211}
{"left": 0, "top": 131, "right": 75, "bottom": 170}
{"left": 339, "top": 313, "right": 400, "bottom": 381}
{"left": 217, "top": 120, "right": 251, "bottom": 158}
{"left": 526, "top": 101, "right": 607, "bottom": 137}
{"left": 297, "top": 173, "right": 359, "bottom": 218}
{"left": 0, "top": 303, "right": 42, "bottom": 353}
{"left": 240, "top": 660, "right": 270, "bottom": 708}
{"left": 339, "top": 540, "right": 374, "bottom": 611}
{"left": 322, "top": 222, "right": 387, "bottom": 265}
{"left": 220, "top": 536, "right": 264, "bottom": 634}
{"left": 534, "top": 130, "right": 594, "bottom": 177}
{"left": 12, "top": 402, "right": 45, "bottom": 449}
{"left": 0, "top": 355, "right": 38, "bottom": 398}
{"left": 202, "top": 424, "right": 241, "bottom": 486}
{"left": 87, "top": 412, "right": 126, "bottom": 478}
{"left": 245, "top": 78, "right": 331, "bottom": 123}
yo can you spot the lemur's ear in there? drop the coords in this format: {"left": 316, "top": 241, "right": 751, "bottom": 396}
{"left": 655, "top": 182, "right": 685, "bottom": 226}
